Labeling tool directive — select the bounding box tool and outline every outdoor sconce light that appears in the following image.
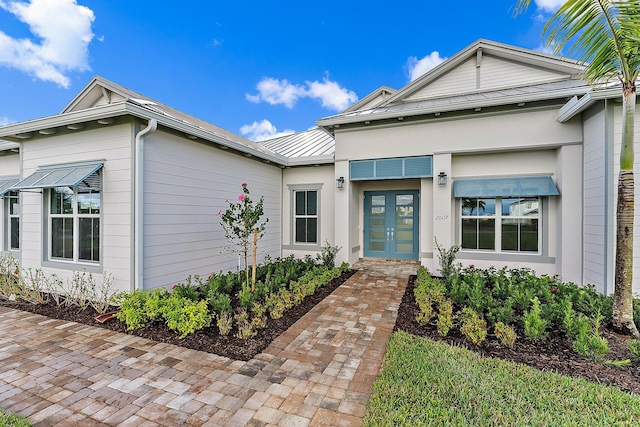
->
[336,176,345,189]
[437,172,447,186]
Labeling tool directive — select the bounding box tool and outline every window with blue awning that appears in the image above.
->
[453,176,559,198]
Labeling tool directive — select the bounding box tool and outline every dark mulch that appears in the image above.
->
[0,270,355,361]
[395,275,640,394]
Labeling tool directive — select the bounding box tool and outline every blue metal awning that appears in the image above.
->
[453,176,559,198]
[0,177,19,197]
[11,163,103,191]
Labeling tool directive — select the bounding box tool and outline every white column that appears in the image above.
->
[432,153,453,273]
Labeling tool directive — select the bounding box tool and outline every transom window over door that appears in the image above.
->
[295,190,318,244]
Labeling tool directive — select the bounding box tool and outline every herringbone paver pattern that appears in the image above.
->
[0,260,417,426]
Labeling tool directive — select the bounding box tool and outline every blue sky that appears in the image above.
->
[0,0,565,141]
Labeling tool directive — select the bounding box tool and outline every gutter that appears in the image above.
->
[134,119,157,290]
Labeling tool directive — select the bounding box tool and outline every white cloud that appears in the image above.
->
[240,119,295,142]
[246,76,357,111]
[0,116,12,126]
[533,0,565,12]
[305,78,358,111]
[407,51,447,81]
[0,0,95,88]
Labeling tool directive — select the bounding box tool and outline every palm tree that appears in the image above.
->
[516,0,640,336]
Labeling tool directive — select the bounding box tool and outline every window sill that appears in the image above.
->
[457,251,555,264]
[282,244,322,252]
[42,260,102,273]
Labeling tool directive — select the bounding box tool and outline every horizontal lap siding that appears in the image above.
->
[479,56,568,90]
[406,59,476,100]
[582,106,606,292]
[143,132,282,289]
[19,123,134,292]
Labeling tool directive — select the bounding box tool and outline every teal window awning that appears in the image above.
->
[453,176,559,198]
[0,177,19,197]
[11,163,103,191]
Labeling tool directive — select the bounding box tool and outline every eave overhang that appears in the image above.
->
[557,87,621,122]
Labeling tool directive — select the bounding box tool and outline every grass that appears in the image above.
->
[363,331,640,426]
[0,409,31,427]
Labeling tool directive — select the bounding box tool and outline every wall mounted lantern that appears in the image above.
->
[336,176,345,189]
[437,172,447,186]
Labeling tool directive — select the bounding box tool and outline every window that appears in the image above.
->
[461,197,540,253]
[7,191,19,250]
[49,187,100,263]
[294,190,318,244]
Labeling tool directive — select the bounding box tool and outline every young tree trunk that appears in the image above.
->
[612,85,639,337]
[252,229,257,292]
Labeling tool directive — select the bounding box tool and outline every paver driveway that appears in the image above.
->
[0,260,417,427]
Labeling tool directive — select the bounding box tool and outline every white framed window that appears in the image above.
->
[49,187,101,263]
[294,190,318,244]
[461,197,540,253]
[7,191,19,251]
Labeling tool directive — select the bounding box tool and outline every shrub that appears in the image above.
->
[161,297,212,339]
[317,240,341,268]
[217,312,233,336]
[629,340,640,365]
[234,309,257,339]
[144,288,170,320]
[436,299,454,336]
[238,285,255,309]
[571,310,610,363]
[460,307,487,345]
[494,322,517,349]
[209,292,232,315]
[115,290,150,330]
[172,279,200,301]
[523,297,548,341]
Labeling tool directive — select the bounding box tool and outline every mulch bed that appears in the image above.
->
[0,270,356,361]
[394,275,640,394]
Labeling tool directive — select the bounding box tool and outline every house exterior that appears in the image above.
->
[0,40,637,295]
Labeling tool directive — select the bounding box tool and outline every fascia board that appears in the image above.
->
[557,87,620,122]
[317,86,592,127]
[284,155,334,167]
[0,103,131,138]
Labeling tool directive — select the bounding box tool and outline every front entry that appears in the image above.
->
[364,190,419,260]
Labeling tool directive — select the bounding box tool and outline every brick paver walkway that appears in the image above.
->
[0,260,417,427]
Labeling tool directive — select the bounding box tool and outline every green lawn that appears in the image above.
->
[363,331,640,426]
[0,409,31,427]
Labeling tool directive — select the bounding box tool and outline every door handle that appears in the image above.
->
[386,228,391,241]
[390,228,394,241]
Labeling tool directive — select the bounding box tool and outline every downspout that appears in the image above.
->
[134,119,157,290]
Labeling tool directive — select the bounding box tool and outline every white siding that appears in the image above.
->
[582,104,607,292]
[0,153,20,175]
[406,55,569,101]
[19,123,134,292]
[143,131,282,289]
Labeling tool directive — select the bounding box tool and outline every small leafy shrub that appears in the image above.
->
[16,268,49,305]
[144,288,170,320]
[0,253,20,300]
[436,299,454,336]
[217,312,233,336]
[172,279,200,301]
[563,301,590,340]
[524,297,548,341]
[209,292,232,315]
[234,309,257,339]
[266,293,285,319]
[115,290,150,330]
[238,285,256,309]
[494,322,517,349]
[459,307,487,345]
[161,297,212,339]
[571,310,610,363]
[317,239,341,268]
[434,239,461,283]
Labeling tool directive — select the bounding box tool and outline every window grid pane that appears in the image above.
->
[294,190,318,244]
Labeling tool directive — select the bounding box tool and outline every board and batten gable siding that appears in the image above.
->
[405,55,570,101]
[335,109,583,161]
[142,131,282,289]
[18,123,134,291]
[582,103,608,293]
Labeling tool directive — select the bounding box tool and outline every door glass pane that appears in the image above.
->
[462,219,477,249]
[396,230,413,241]
[369,241,384,251]
[370,230,386,240]
[397,218,413,228]
[396,195,414,217]
[370,195,385,216]
[396,242,413,253]
[478,219,495,250]
[370,218,385,228]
